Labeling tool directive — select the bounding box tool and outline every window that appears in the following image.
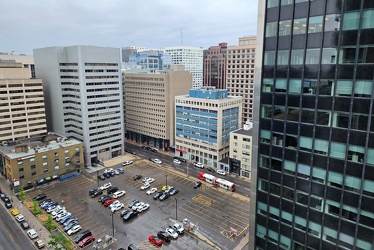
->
[308,16,324,33]
[343,11,360,30]
[362,10,374,29]
[267,0,278,8]
[277,50,289,65]
[305,49,320,64]
[264,51,276,65]
[42,155,47,159]
[279,20,292,36]
[291,49,304,64]
[322,48,337,64]
[266,22,278,37]
[293,18,307,34]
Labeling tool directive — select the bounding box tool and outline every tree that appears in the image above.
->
[19,188,26,203]
[45,215,57,231]
[31,200,42,215]
[48,232,69,250]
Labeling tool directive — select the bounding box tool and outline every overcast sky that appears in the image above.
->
[0,0,258,55]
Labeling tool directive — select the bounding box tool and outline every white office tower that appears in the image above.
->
[165,46,203,89]
[33,46,125,167]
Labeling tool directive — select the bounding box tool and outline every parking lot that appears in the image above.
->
[26,159,250,249]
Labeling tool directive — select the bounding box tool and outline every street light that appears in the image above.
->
[110,212,115,238]
[165,174,168,187]
[186,161,189,177]
[97,170,99,188]
[175,198,178,221]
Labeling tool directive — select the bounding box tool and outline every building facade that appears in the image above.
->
[203,42,227,89]
[128,50,172,73]
[0,60,47,142]
[250,1,374,250]
[121,46,148,62]
[175,87,242,168]
[229,121,253,178]
[33,46,125,167]
[0,134,84,192]
[165,46,203,89]
[226,36,257,124]
[124,65,192,149]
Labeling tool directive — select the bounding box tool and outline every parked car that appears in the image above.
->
[136,203,150,213]
[32,193,46,201]
[140,183,150,190]
[34,239,45,249]
[168,188,179,196]
[89,188,99,195]
[153,158,162,164]
[99,183,112,190]
[179,158,187,163]
[159,193,170,201]
[27,228,38,239]
[149,235,162,246]
[15,214,25,222]
[98,175,106,181]
[125,149,136,155]
[110,202,124,213]
[60,215,72,224]
[91,189,103,198]
[113,190,126,198]
[122,160,133,166]
[98,195,111,203]
[147,188,157,195]
[217,169,226,176]
[207,167,215,172]
[104,198,116,207]
[67,224,82,235]
[123,211,137,221]
[11,208,20,216]
[117,168,124,174]
[74,230,92,244]
[132,202,144,211]
[120,209,131,217]
[64,218,78,227]
[128,200,139,208]
[169,222,184,234]
[162,185,171,191]
[133,175,142,180]
[78,235,95,248]
[20,221,30,229]
[165,227,178,239]
[194,181,202,188]
[173,159,181,164]
[145,178,155,184]
[157,231,171,242]
[102,172,111,178]
[39,199,51,207]
[153,192,163,200]
[5,201,12,208]
[44,201,58,210]
[57,212,71,222]
[194,162,204,168]
[107,186,119,195]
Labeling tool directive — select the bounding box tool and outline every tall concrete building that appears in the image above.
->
[165,46,203,89]
[175,87,242,168]
[33,46,125,167]
[0,52,36,78]
[0,60,47,142]
[127,50,172,73]
[250,1,374,250]
[121,46,148,62]
[226,36,257,124]
[203,42,227,89]
[124,65,192,149]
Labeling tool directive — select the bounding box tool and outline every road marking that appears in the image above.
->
[244,188,250,191]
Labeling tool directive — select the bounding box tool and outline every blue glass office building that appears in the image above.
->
[250,1,374,249]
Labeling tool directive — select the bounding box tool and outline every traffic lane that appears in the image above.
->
[0,206,34,250]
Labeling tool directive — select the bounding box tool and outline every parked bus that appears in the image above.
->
[198,172,235,191]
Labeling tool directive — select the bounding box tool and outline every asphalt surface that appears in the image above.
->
[0,203,34,250]
[26,158,250,250]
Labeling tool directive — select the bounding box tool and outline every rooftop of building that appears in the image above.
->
[232,121,253,136]
[0,133,82,159]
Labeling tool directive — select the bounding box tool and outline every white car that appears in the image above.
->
[153,158,162,164]
[99,182,112,190]
[56,212,71,221]
[137,203,150,213]
[104,168,114,173]
[146,187,157,195]
[140,183,150,190]
[27,228,38,239]
[165,227,178,239]
[110,202,124,213]
[48,205,62,214]
[146,178,155,184]
[15,214,25,222]
[67,224,81,235]
[217,169,226,176]
[165,186,174,193]
[194,162,204,168]
[173,159,181,164]
[52,209,66,219]
[132,202,144,211]
[113,190,126,198]
[109,200,121,208]
[122,160,133,166]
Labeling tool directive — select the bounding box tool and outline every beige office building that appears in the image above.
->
[124,65,192,149]
[226,36,257,124]
[229,120,253,179]
[0,60,47,142]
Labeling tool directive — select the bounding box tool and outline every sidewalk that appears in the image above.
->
[0,175,52,249]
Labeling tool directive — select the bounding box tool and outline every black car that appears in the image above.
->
[169,189,179,196]
[91,189,103,198]
[194,181,202,188]
[88,189,99,196]
[159,193,170,201]
[107,186,118,194]
[98,174,106,180]
[157,231,171,242]
[141,146,146,149]
[207,167,215,173]
[98,195,110,203]
[133,175,142,180]
[148,158,154,162]
[125,149,132,153]
[101,196,112,204]
[123,211,137,221]
[179,158,187,163]
[128,199,139,208]
[153,192,163,200]
[74,230,92,243]
[32,193,46,201]
[3,197,10,203]
[150,149,157,153]
[5,201,12,208]
[103,172,111,178]
[20,221,30,229]
[0,193,6,201]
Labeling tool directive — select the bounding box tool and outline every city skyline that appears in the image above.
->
[0,0,258,55]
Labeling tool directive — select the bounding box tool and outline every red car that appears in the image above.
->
[149,235,162,246]
[104,198,116,207]
[78,235,95,247]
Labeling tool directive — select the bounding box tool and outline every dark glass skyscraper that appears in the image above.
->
[250,1,374,249]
